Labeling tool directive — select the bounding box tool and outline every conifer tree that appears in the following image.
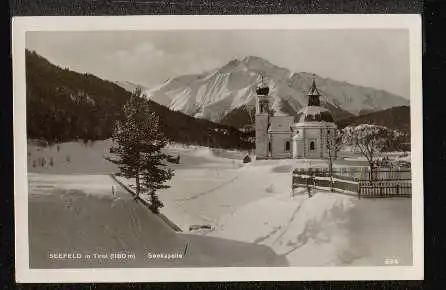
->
[108,88,174,213]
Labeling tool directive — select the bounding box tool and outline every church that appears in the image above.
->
[255,77,337,160]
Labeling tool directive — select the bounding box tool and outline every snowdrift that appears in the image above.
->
[210,190,412,266]
[210,192,355,266]
[28,173,288,268]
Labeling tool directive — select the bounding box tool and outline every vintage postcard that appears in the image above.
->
[13,15,423,282]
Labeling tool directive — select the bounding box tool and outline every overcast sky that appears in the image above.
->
[26,29,410,98]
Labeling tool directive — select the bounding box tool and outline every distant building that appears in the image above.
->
[255,77,337,159]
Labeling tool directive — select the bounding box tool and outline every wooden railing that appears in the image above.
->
[358,179,412,198]
[292,168,412,199]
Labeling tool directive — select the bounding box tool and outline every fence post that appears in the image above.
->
[396,183,399,196]
[291,174,293,198]
[358,181,361,199]
[379,182,383,197]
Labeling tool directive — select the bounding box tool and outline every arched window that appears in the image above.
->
[310,141,315,150]
[285,141,290,152]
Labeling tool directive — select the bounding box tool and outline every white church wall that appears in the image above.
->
[292,139,298,158]
[292,139,305,159]
[271,132,292,159]
[325,128,338,159]
[320,128,329,159]
[304,128,322,159]
[255,115,269,159]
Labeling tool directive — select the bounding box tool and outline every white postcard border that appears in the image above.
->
[12,14,423,282]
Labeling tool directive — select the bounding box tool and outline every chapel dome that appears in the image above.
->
[296,106,335,123]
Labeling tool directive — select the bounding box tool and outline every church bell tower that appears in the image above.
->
[307,77,321,106]
[255,75,271,159]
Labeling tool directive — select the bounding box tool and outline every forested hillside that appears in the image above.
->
[337,106,410,135]
[26,50,253,149]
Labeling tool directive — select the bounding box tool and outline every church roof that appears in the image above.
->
[268,115,294,132]
[306,78,321,97]
[296,106,335,123]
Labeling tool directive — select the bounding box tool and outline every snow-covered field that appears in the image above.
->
[340,150,411,163]
[28,139,413,267]
[209,190,412,266]
[27,139,118,174]
[28,173,285,268]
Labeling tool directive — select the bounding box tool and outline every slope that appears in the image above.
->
[26,50,253,149]
[337,106,411,135]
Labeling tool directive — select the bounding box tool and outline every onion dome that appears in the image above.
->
[256,85,269,96]
[256,73,269,95]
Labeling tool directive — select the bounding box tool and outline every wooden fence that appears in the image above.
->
[358,179,412,198]
[292,168,412,198]
[293,167,411,180]
[292,173,359,196]
[333,167,411,181]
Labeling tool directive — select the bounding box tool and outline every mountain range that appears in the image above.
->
[26,49,410,149]
[25,50,253,149]
[118,56,409,128]
[113,80,148,94]
[337,105,411,135]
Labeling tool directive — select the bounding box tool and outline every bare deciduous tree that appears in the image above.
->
[343,124,396,181]
[326,129,345,191]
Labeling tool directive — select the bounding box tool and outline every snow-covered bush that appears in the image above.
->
[343,124,398,179]
[265,184,275,193]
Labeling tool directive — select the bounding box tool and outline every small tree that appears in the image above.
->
[107,88,174,213]
[343,124,397,181]
[326,129,344,174]
[326,128,345,191]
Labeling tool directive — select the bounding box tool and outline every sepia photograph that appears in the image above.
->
[13,15,423,282]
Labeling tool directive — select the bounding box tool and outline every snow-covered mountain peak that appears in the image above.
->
[137,56,409,125]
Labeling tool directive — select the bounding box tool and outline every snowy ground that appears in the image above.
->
[27,139,118,174]
[28,173,285,268]
[28,140,413,267]
[210,191,355,266]
[209,190,412,266]
[342,151,411,163]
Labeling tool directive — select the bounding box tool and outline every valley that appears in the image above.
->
[27,139,412,267]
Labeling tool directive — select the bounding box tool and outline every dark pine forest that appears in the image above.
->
[26,50,253,149]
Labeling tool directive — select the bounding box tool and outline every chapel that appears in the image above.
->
[255,77,337,159]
